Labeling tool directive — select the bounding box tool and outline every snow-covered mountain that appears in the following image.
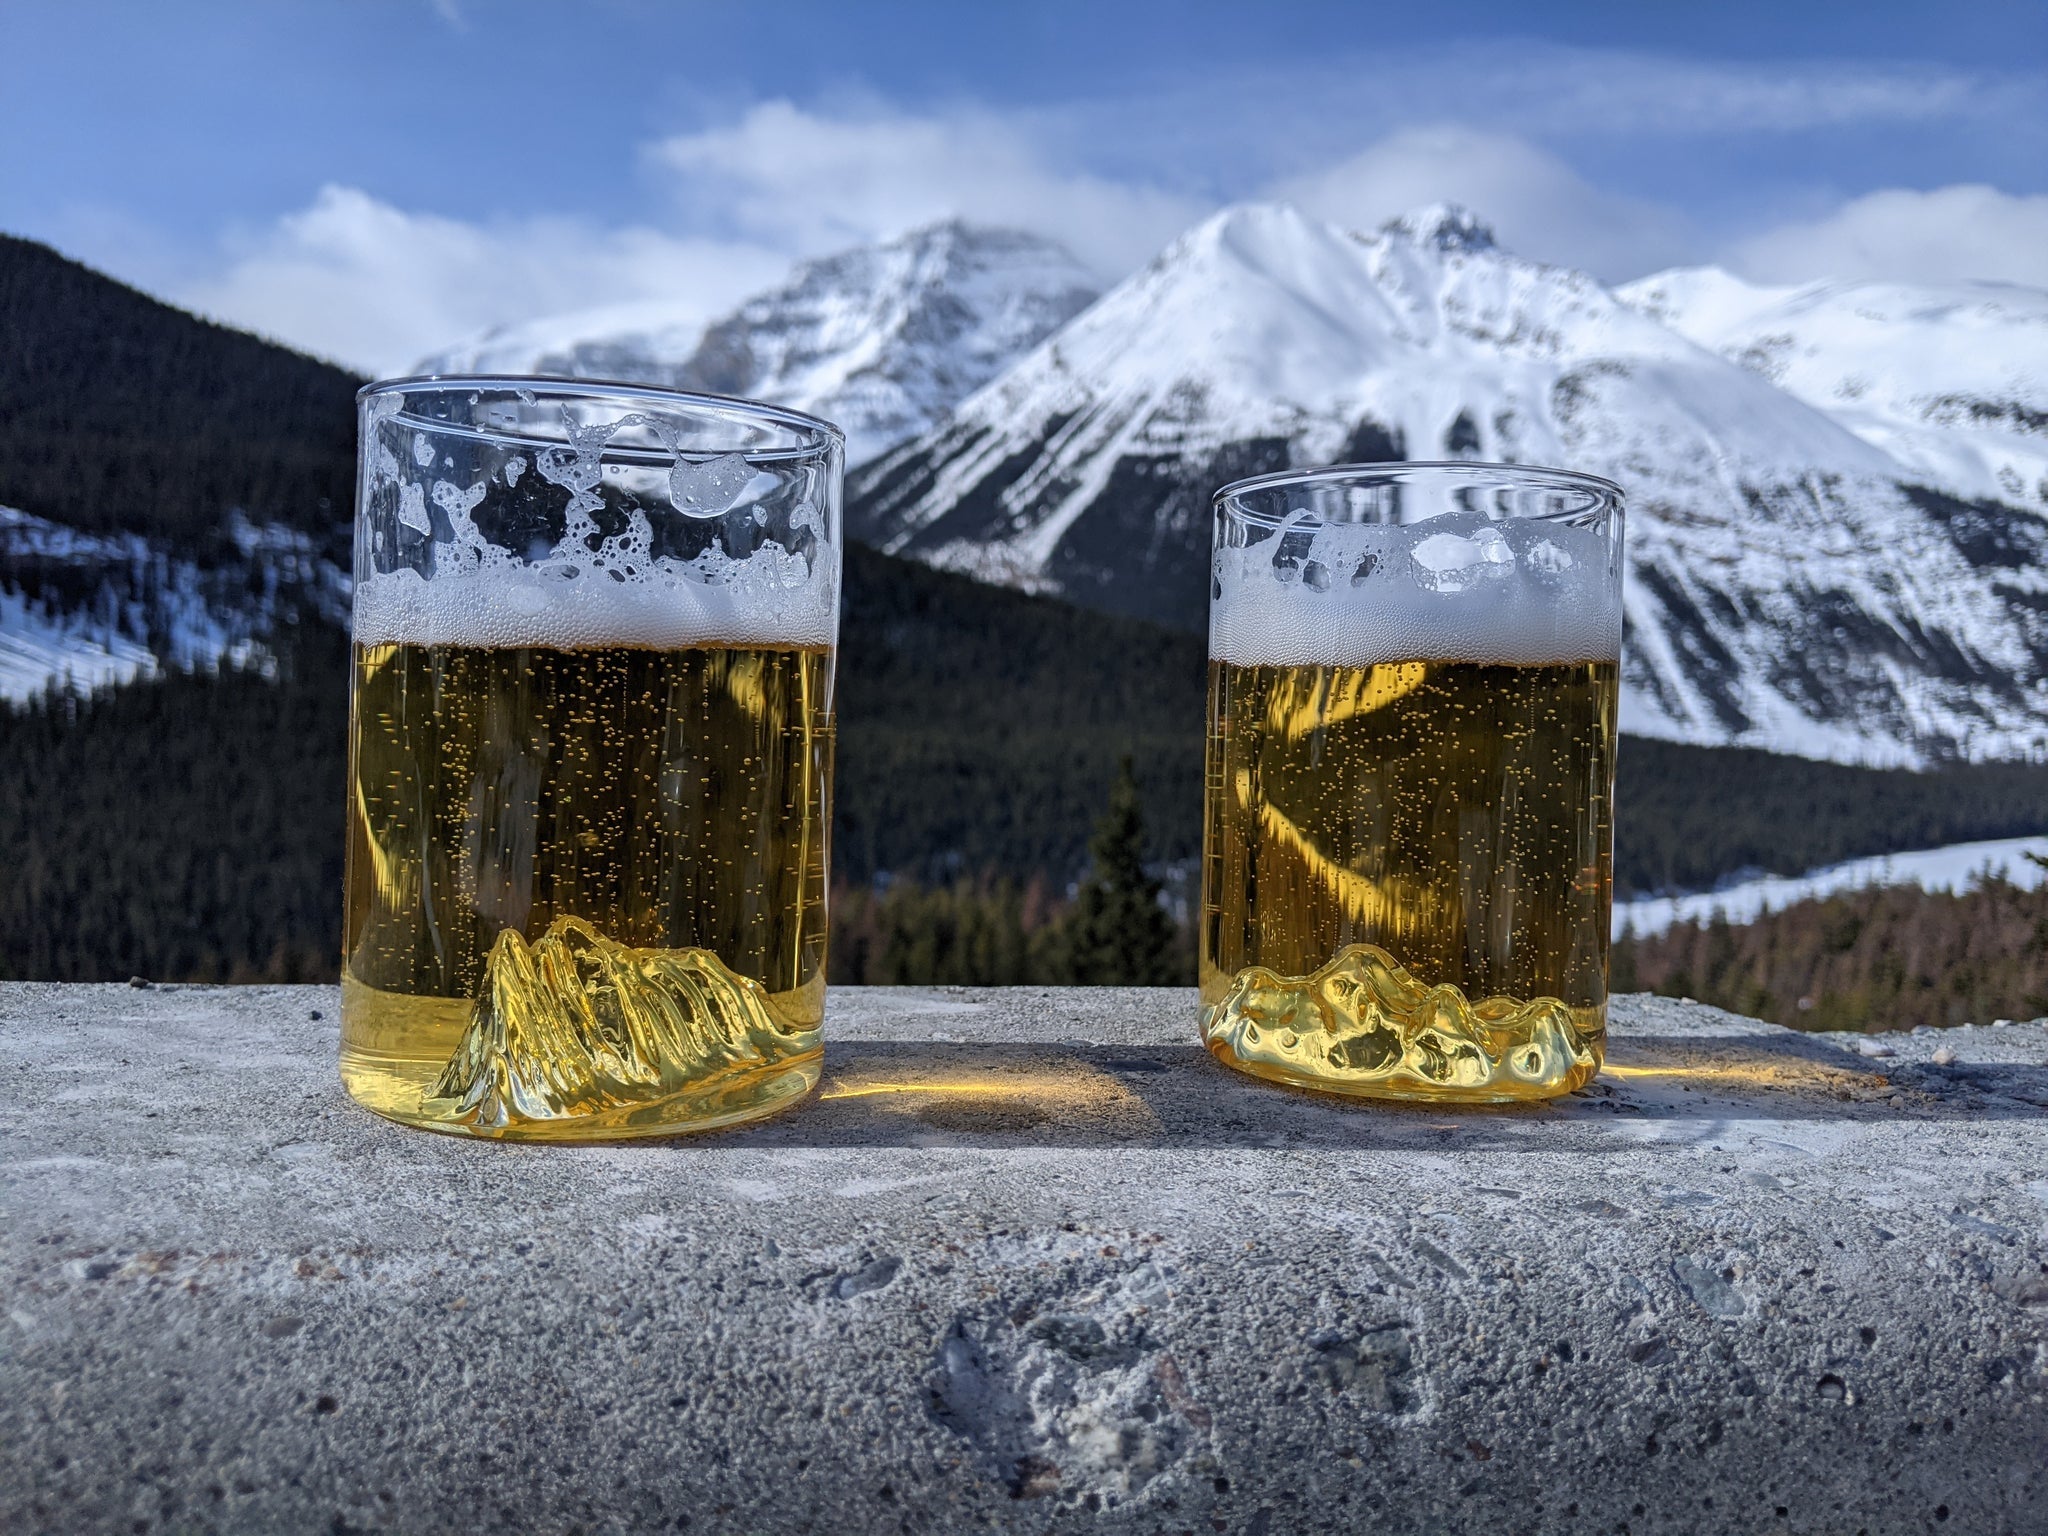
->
[18,204,2031,768]
[418,220,1099,466]
[0,506,348,700]
[850,202,2048,768]
[1620,267,2048,515]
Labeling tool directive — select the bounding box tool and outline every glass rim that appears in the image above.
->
[358,372,847,452]
[1214,460,1624,525]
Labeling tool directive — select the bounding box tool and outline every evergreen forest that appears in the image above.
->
[1613,864,2048,1032]
[0,235,357,550]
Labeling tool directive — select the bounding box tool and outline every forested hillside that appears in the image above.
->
[1614,872,2048,1031]
[836,542,1204,881]
[0,548,1210,981]
[1614,739,2048,897]
[7,609,2048,984]
[0,236,357,548]
[0,632,345,981]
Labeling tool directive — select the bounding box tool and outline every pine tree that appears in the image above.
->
[1057,757,1182,985]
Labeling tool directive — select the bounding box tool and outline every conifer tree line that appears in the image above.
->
[830,758,1193,986]
[1611,859,2048,1030]
[0,640,1195,988]
[0,235,357,548]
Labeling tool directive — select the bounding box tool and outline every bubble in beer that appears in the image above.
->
[430,479,485,523]
[397,482,431,535]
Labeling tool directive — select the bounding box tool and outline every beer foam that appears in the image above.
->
[1210,513,1619,668]
[354,559,837,650]
[353,476,837,649]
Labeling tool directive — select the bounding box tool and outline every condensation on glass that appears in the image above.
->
[1201,461,1625,1102]
[341,378,843,1139]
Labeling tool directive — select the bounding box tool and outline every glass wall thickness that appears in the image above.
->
[341,379,844,1139]
[1201,462,1624,1103]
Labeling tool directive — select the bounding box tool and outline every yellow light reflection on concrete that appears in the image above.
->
[1603,1059,1885,1093]
[819,1078,1086,1103]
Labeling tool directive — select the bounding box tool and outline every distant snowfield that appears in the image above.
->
[0,586,159,700]
[1613,835,2048,939]
[0,504,347,702]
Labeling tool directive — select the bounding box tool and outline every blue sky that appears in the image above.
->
[7,0,2044,374]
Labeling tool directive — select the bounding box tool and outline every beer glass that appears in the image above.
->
[341,379,842,1139]
[1201,462,1623,1102]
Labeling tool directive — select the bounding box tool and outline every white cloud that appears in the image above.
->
[647,100,1207,280]
[1473,49,1988,137]
[1271,125,1696,281]
[179,186,786,377]
[172,101,1206,375]
[160,98,2048,383]
[1731,184,2048,288]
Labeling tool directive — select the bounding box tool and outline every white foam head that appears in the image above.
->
[1210,511,1620,668]
[353,557,838,651]
[354,421,839,650]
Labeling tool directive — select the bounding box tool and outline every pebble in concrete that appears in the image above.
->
[2,984,2046,1534]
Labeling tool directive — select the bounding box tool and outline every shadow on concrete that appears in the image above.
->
[697,1035,2048,1150]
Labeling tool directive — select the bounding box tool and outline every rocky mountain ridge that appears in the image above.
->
[419,220,1100,466]
[1618,265,2048,514]
[4,213,2046,771]
[848,202,2048,768]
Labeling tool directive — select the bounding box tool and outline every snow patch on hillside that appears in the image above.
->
[1614,835,2048,939]
[0,505,348,702]
[1620,267,2048,512]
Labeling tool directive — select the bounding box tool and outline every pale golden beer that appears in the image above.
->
[1200,464,1625,1102]
[340,380,843,1139]
[342,642,833,1135]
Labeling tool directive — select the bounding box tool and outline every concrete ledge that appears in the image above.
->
[3,985,2046,1534]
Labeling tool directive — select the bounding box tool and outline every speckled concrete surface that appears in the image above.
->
[3,985,2046,1534]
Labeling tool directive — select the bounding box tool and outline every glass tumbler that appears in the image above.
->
[1201,461,1624,1102]
[341,378,843,1139]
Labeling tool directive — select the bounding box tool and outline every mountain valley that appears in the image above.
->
[0,218,2045,982]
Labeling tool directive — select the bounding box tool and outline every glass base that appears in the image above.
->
[1201,944,1603,1105]
[337,921,824,1141]
[340,1043,820,1141]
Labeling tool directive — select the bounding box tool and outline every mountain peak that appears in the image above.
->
[1168,202,1356,280]
[855,216,1086,267]
[417,219,1099,466]
[1382,203,1499,255]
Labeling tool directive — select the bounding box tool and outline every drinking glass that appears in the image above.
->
[1201,461,1624,1102]
[341,378,842,1139]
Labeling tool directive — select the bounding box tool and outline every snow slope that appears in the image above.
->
[850,203,2048,766]
[0,506,348,701]
[418,221,1099,466]
[1620,267,2048,514]
[1613,835,2048,939]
